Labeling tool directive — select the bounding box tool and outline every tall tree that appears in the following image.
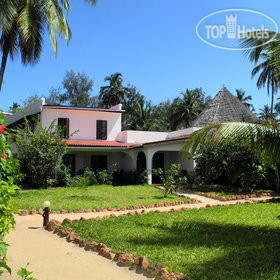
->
[258,105,277,121]
[122,85,145,130]
[99,73,129,108]
[171,88,210,130]
[235,89,254,110]
[154,100,175,131]
[274,97,280,115]
[59,70,95,107]
[9,102,20,113]
[0,0,97,90]
[133,99,160,131]
[251,54,280,113]
[240,33,280,113]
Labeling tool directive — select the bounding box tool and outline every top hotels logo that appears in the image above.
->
[196,9,278,50]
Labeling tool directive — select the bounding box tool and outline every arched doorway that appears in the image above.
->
[152,152,164,183]
[137,152,146,173]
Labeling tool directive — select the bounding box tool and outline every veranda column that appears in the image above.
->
[145,150,154,185]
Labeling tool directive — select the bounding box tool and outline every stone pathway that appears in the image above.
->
[3,192,278,280]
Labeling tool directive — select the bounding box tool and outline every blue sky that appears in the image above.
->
[1,0,280,112]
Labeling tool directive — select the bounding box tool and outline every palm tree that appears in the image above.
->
[133,100,160,131]
[0,0,97,90]
[251,54,280,113]
[184,122,280,192]
[258,105,276,121]
[235,89,253,110]
[9,102,20,113]
[274,97,280,115]
[171,88,208,130]
[240,33,280,113]
[99,73,129,108]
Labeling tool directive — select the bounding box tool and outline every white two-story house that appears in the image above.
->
[6,87,260,184]
[6,98,195,184]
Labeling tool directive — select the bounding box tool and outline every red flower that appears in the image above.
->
[0,125,5,133]
[3,153,7,159]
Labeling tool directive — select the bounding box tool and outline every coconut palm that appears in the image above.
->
[258,105,277,121]
[99,73,129,108]
[184,122,280,192]
[240,32,280,113]
[251,54,280,113]
[235,89,253,110]
[0,0,97,90]
[133,99,160,131]
[274,97,280,115]
[171,88,209,130]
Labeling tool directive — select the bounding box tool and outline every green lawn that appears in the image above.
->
[14,185,190,210]
[186,184,274,197]
[66,203,280,280]
[207,189,274,197]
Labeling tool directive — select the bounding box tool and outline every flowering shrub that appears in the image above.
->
[0,114,20,276]
[153,164,187,197]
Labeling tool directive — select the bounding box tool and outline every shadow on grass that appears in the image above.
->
[129,220,280,280]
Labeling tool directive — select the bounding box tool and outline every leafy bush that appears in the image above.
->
[153,164,187,197]
[0,114,20,276]
[55,164,73,187]
[112,169,146,186]
[194,142,269,191]
[95,169,112,185]
[12,119,68,189]
[64,169,112,188]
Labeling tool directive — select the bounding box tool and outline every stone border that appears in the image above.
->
[44,197,280,280]
[188,190,279,201]
[18,197,201,216]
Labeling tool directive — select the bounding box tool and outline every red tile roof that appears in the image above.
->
[143,136,188,146]
[66,139,140,148]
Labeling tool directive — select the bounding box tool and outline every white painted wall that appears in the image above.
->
[116,130,168,143]
[41,108,122,141]
[6,98,45,125]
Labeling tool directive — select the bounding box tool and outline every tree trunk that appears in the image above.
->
[0,48,9,91]
[271,92,274,114]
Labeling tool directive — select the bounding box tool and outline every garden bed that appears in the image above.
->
[55,200,280,280]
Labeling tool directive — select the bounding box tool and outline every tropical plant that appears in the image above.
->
[184,122,280,192]
[274,97,280,115]
[258,105,277,121]
[153,164,187,197]
[171,88,210,129]
[12,119,68,189]
[99,73,129,108]
[240,32,280,113]
[154,100,175,131]
[193,141,268,191]
[235,89,253,110]
[122,85,145,130]
[0,114,20,276]
[133,99,161,131]
[0,0,97,90]
[9,102,21,113]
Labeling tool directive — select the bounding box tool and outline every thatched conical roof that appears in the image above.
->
[192,87,260,127]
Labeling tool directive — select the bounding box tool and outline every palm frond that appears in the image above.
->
[184,122,280,164]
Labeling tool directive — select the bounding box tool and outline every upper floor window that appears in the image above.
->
[96,120,107,140]
[58,118,69,139]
